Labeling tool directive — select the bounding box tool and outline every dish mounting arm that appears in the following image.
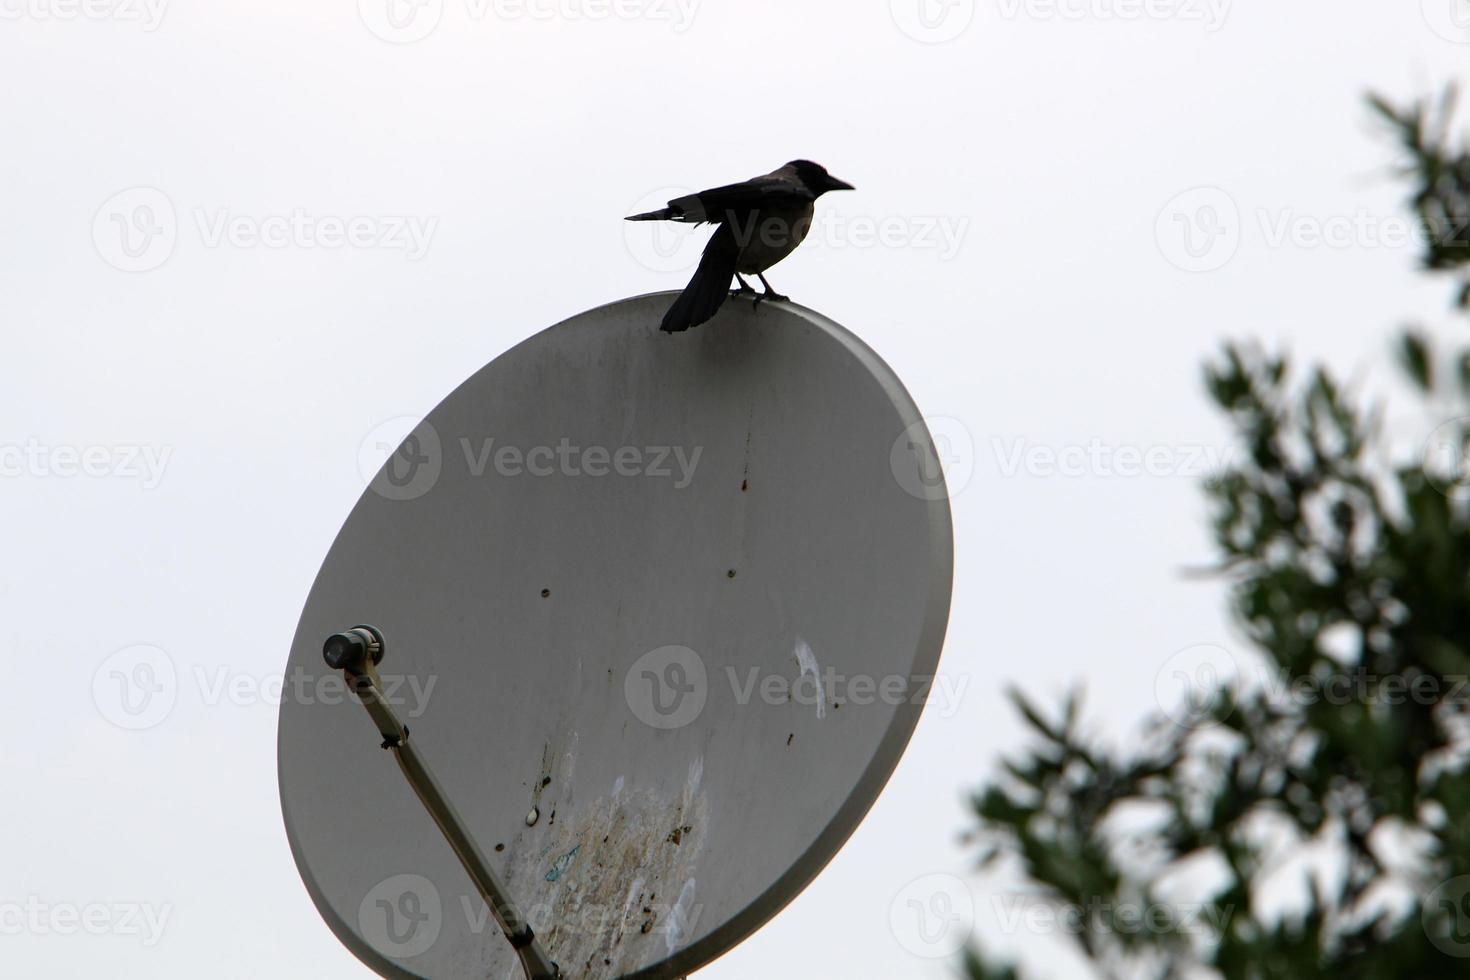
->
[321,625,561,980]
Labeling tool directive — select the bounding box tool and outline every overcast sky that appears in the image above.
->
[3,1,1470,977]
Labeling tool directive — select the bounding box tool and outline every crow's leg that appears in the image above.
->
[754,273,790,306]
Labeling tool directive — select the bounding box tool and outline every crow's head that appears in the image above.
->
[788,160,855,195]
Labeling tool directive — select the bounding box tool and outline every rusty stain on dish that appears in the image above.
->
[500,757,709,978]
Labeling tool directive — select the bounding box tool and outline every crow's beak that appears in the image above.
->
[826,175,856,192]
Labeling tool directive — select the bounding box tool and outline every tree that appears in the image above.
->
[962,88,1470,980]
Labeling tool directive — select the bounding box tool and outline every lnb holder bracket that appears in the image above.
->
[321,625,560,980]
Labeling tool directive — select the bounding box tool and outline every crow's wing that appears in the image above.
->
[664,176,815,224]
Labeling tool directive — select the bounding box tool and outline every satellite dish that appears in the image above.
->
[278,293,954,979]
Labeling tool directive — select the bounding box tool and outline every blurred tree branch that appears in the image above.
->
[962,87,1470,980]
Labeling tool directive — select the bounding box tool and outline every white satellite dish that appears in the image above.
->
[278,293,954,978]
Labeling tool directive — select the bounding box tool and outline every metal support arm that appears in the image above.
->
[322,626,560,980]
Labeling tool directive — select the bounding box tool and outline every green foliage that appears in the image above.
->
[963,91,1470,980]
[1398,331,1432,393]
[1369,87,1470,306]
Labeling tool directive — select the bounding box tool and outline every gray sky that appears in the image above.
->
[3,1,1469,976]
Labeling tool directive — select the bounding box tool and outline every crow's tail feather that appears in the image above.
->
[661,224,738,333]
